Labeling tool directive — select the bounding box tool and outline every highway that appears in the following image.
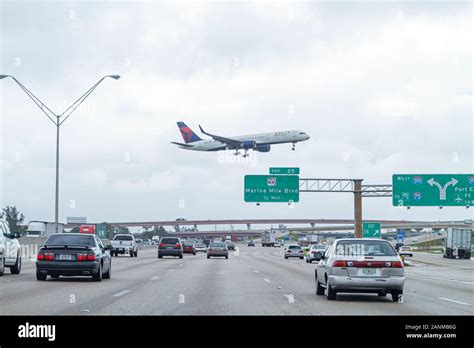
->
[1,246,472,315]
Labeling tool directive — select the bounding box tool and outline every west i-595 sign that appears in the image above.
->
[392,174,474,207]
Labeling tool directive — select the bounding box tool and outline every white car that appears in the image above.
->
[0,219,22,276]
[306,244,328,263]
[398,246,413,257]
[195,243,207,253]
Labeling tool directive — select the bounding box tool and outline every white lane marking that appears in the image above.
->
[179,264,183,267]
[169,269,174,272]
[264,278,271,283]
[151,276,159,280]
[413,275,474,285]
[254,270,259,273]
[438,297,471,306]
[113,290,131,297]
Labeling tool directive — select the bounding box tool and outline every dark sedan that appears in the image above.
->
[183,242,196,255]
[36,233,112,281]
[158,237,183,258]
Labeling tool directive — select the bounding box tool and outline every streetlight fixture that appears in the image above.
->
[1,74,120,232]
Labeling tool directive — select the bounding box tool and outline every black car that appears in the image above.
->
[248,241,255,247]
[158,237,183,258]
[395,243,404,252]
[36,233,112,281]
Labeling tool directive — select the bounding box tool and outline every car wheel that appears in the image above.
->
[225,256,228,259]
[309,259,313,263]
[103,262,111,279]
[92,263,103,282]
[391,290,403,302]
[207,255,210,259]
[36,270,47,281]
[327,284,337,300]
[134,251,138,257]
[0,257,5,277]
[130,252,134,258]
[284,256,288,259]
[377,291,387,297]
[179,254,183,259]
[158,254,163,259]
[316,279,325,296]
[300,257,304,260]
[193,252,196,255]
[10,253,21,274]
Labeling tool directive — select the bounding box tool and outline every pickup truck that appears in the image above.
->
[0,219,22,276]
[110,234,138,257]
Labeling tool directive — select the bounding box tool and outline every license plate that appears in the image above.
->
[361,268,376,276]
[166,246,173,249]
[58,254,72,261]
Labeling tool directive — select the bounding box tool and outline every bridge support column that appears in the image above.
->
[354,180,363,238]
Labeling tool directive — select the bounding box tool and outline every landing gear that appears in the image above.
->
[243,149,249,158]
[234,150,240,156]
[292,142,296,151]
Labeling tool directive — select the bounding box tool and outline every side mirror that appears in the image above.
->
[314,252,323,261]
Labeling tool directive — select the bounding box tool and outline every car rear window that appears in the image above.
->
[114,235,133,241]
[183,243,193,246]
[288,245,301,250]
[335,240,397,256]
[196,244,205,247]
[45,234,96,247]
[210,243,225,247]
[161,238,179,244]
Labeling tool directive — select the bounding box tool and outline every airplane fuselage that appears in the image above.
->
[180,130,310,151]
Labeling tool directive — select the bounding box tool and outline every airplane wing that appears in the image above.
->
[199,125,242,148]
[171,141,194,148]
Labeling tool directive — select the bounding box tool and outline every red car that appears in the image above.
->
[183,242,196,255]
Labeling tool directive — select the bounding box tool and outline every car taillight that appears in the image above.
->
[38,252,54,261]
[175,243,181,248]
[78,253,96,261]
[391,261,404,268]
[159,243,165,247]
[332,260,347,267]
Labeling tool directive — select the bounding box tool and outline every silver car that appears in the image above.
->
[284,245,304,259]
[314,238,404,302]
[207,242,229,259]
[306,244,327,263]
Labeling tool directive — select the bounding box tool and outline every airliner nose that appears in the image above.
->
[305,134,310,140]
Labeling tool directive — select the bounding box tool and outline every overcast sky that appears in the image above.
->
[0,0,472,227]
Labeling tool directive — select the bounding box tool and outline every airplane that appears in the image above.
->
[171,122,310,157]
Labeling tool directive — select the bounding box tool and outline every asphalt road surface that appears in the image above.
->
[1,245,472,315]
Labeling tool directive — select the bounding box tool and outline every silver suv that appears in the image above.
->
[314,238,404,302]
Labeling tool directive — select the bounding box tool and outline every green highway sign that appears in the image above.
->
[362,222,381,238]
[269,167,300,175]
[245,175,299,203]
[393,174,474,207]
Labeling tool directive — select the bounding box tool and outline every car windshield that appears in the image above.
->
[161,238,179,244]
[288,245,301,250]
[312,245,325,250]
[114,235,133,241]
[45,234,96,247]
[335,240,397,256]
[210,243,225,247]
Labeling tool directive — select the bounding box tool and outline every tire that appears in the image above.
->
[130,252,134,258]
[179,254,183,259]
[225,256,228,259]
[284,256,288,259]
[306,258,309,263]
[207,255,210,259]
[327,284,337,300]
[309,259,313,263]
[300,257,304,260]
[391,290,403,302]
[193,252,196,256]
[316,279,325,295]
[158,254,163,259]
[377,291,387,297]
[103,261,111,279]
[36,270,47,281]
[10,253,21,274]
[0,257,5,277]
[134,250,138,257]
[92,263,103,282]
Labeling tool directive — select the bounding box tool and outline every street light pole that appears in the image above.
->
[0,74,120,232]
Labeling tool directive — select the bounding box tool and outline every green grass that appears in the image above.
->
[410,238,444,248]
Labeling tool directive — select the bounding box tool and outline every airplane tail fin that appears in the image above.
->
[177,122,202,143]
